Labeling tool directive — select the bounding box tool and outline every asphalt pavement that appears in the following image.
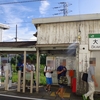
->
[0,94,46,100]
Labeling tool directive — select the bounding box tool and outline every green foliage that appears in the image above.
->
[12,73,18,83]
[10,64,46,85]
[39,65,46,85]
[40,73,46,85]
[27,54,36,62]
[17,55,23,63]
[1,75,18,83]
[40,54,47,65]
[11,57,16,65]
[1,54,7,57]
[1,77,5,82]
[12,64,17,72]
[40,65,45,73]
[10,64,18,82]
[10,55,22,66]
[10,54,47,65]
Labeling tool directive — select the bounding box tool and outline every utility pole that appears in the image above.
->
[15,25,17,67]
[15,24,17,42]
[53,2,72,16]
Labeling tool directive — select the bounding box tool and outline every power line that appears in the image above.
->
[2,37,35,42]
[53,2,72,16]
[5,21,32,25]
[0,0,45,5]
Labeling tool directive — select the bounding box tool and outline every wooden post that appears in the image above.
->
[39,55,40,84]
[0,56,1,86]
[36,48,39,92]
[6,70,9,90]
[17,70,21,92]
[30,71,33,93]
[76,47,79,93]
[23,51,26,93]
[5,70,7,90]
[5,70,9,90]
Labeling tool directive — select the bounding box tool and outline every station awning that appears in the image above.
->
[0,41,36,54]
[36,43,79,56]
[36,43,78,49]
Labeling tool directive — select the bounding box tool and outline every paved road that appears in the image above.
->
[0,94,47,100]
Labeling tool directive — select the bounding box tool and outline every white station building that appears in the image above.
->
[0,23,9,86]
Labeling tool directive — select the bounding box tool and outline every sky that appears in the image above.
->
[0,0,100,42]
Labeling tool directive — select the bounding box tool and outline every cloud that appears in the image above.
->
[3,28,37,42]
[27,15,34,19]
[39,0,50,15]
[3,26,37,41]
[16,5,33,12]
[0,3,36,42]
[1,4,32,26]
[2,30,15,42]
[29,36,37,41]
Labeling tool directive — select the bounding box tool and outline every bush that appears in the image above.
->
[39,73,46,85]
[12,73,18,83]
[1,77,5,82]
[10,64,46,84]
[12,64,17,72]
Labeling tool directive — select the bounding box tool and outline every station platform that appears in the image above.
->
[0,85,100,100]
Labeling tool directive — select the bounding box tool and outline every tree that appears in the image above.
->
[26,54,36,63]
[10,54,47,65]
[1,54,7,57]
[11,57,16,65]
[40,54,47,65]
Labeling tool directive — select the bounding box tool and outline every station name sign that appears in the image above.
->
[89,34,100,50]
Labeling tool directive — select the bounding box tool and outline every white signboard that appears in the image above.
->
[89,34,100,50]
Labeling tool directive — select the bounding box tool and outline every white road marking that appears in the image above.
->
[0,94,47,100]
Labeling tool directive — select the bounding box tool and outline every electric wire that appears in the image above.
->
[0,0,45,5]
[6,21,35,25]
[2,37,35,42]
